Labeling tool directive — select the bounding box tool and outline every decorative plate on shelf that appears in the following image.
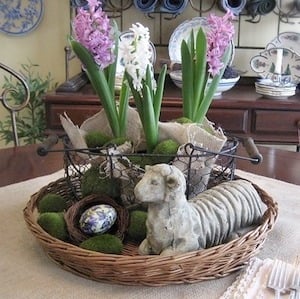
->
[266,32,300,55]
[250,48,300,83]
[168,17,235,65]
[0,0,44,36]
[255,79,296,100]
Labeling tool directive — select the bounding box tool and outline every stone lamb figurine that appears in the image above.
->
[134,164,265,256]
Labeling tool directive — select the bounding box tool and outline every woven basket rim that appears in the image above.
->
[23,176,278,286]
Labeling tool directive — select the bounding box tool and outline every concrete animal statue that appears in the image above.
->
[134,164,265,256]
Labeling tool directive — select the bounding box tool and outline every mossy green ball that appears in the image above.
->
[79,234,123,254]
[37,212,68,241]
[128,155,153,168]
[38,193,68,213]
[81,166,120,198]
[127,210,147,242]
[85,131,110,149]
[152,139,180,164]
[174,117,193,124]
[104,137,131,147]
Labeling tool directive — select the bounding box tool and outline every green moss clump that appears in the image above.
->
[37,212,68,241]
[104,137,131,147]
[81,166,120,198]
[128,155,154,168]
[174,117,193,124]
[127,210,147,242]
[38,193,68,213]
[152,139,180,164]
[85,131,110,149]
[79,234,123,254]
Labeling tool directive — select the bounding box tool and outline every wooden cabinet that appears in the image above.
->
[44,78,300,145]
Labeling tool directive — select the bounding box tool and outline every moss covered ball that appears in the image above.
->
[81,166,120,198]
[37,212,68,241]
[37,193,68,213]
[128,155,153,168]
[174,117,193,124]
[85,131,111,149]
[127,210,147,242]
[79,234,123,254]
[104,137,131,147]
[152,139,180,164]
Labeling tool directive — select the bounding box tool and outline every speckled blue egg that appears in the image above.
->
[79,204,117,235]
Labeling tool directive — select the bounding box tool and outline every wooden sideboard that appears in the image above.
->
[44,76,300,146]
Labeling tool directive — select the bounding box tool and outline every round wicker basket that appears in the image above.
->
[23,176,278,286]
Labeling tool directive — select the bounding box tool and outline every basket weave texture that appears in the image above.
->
[24,176,278,286]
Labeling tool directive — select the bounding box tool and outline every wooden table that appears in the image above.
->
[0,143,64,187]
[1,142,299,186]
[236,146,299,185]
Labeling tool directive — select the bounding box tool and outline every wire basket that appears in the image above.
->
[61,136,242,203]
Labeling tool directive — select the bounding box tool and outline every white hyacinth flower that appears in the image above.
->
[119,23,155,92]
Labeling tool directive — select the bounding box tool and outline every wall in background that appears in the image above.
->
[111,0,300,75]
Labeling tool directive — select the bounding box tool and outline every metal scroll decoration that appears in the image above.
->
[160,0,189,15]
[246,0,276,23]
[0,0,44,36]
[132,0,188,16]
[218,0,247,15]
[273,0,300,24]
[70,0,89,8]
[133,0,158,13]
[0,63,30,146]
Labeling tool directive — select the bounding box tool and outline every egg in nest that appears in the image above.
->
[79,204,117,235]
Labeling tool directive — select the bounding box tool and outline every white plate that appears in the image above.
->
[169,70,240,97]
[266,32,300,55]
[255,80,296,99]
[250,48,300,83]
[168,17,235,65]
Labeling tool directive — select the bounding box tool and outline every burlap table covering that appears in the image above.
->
[0,169,299,299]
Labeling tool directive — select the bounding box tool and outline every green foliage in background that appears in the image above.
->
[0,61,57,145]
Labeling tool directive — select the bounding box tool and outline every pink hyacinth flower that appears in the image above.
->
[206,11,235,76]
[72,0,115,69]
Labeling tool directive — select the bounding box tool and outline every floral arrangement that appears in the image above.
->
[62,0,236,200]
[181,11,235,123]
[70,0,167,153]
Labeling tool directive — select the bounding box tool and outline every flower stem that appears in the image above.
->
[70,38,121,137]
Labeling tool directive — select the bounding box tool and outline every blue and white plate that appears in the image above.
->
[250,47,300,83]
[0,0,44,36]
[168,17,235,65]
[266,32,300,56]
[169,70,240,97]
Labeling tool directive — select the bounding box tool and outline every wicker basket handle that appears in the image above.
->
[37,135,59,156]
[242,137,263,164]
